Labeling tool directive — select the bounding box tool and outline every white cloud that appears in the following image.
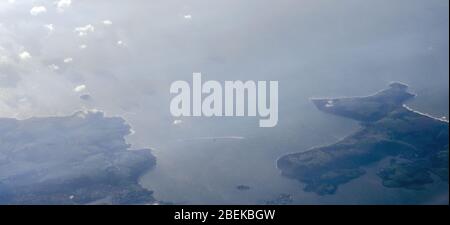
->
[73,84,86,92]
[173,120,183,125]
[18,51,31,60]
[79,44,87,49]
[63,57,73,63]
[56,0,72,12]
[8,0,16,4]
[30,6,47,16]
[183,14,192,19]
[44,24,54,32]
[48,64,59,71]
[103,20,113,25]
[74,24,95,37]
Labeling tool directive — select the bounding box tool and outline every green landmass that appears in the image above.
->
[277,82,449,195]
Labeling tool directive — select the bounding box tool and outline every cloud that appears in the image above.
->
[48,64,59,71]
[74,24,94,36]
[63,57,73,63]
[0,0,448,205]
[56,0,72,12]
[73,84,86,92]
[18,51,31,60]
[44,24,54,32]
[173,119,183,125]
[102,20,113,25]
[183,14,192,19]
[30,6,47,16]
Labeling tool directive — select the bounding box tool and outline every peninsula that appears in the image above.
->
[277,82,449,195]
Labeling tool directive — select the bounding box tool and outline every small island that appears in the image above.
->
[0,111,157,204]
[277,82,449,195]
[236,185,251,191]
[264,193,294,205]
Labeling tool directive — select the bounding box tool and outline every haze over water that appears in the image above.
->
[1,0,448,204]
